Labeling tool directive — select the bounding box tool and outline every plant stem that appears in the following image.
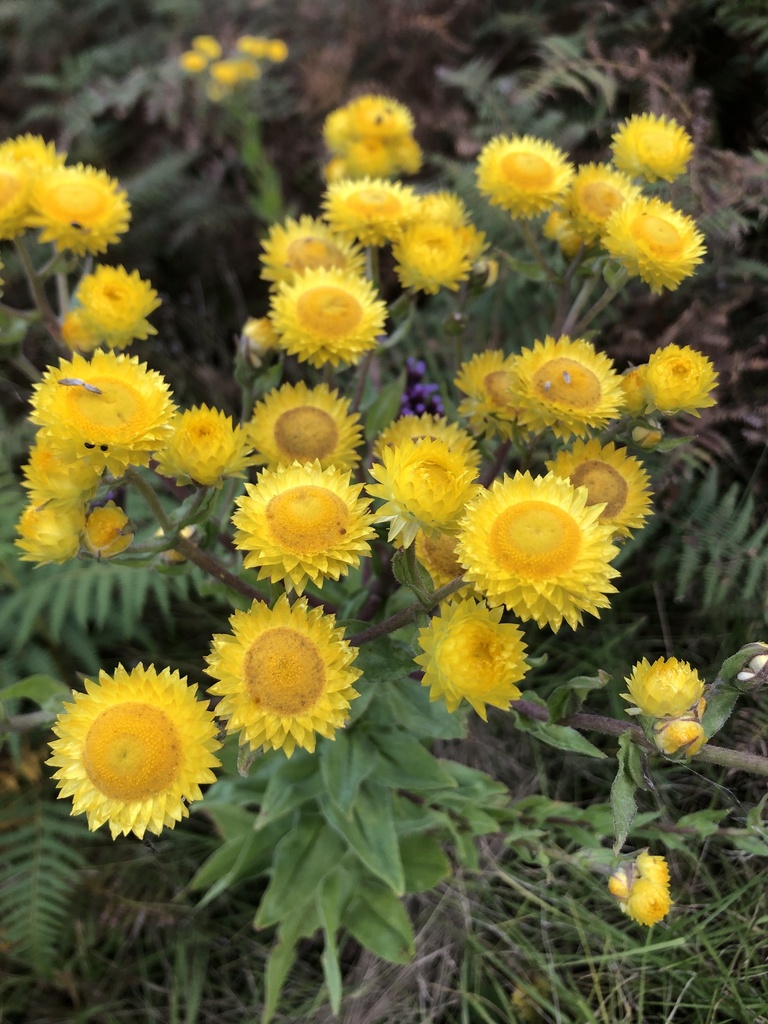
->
[124,466,173,533]
[519,221,558,284]
[559,277,596,337]
[14,238,61,342]
[480,438,511,487]
[571,267,629,336]
[348,575,467,646]
[551,244,586,335]
[172,534,266,603]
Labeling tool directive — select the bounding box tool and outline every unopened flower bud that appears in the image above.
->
[240,316,277,368]
[653,712,707,758]
[631,425,664,449]
[84,501,133,559]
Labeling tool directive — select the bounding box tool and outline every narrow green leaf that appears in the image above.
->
[547,670,610,721]
[323,782,405,895]
[317,872,344,1015]
[516,718,607,759]
[364,374,406,439]
[344,878,415,964]
[0,675,70,709]
[400,835,451,892]
[611,731,642,853]
[319,729,376,816]
[199,803,256,842]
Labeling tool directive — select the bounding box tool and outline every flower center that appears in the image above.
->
[410,456,452,495]
[637,130,676,164]
[483,370,515,411]
[296,286,363,336]
[651,356,694,387]
[243,626,325,714]
[0,170,23,208]
[83,702,181,800]
[266,485,350,553]
[631,215,681,255]
[580,181,623,221]
[286,237,346,273]
[533,357,602,409]
[442,621,503,686]
[489,500,581,579]
[500,152,555,190]
[47,181,109,225]
[274,406,339,462]
[65,375,147,442]
[569,460,628,519]
[346,188,402,218]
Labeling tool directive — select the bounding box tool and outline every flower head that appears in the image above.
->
[644,344,717,416]
[29,163,131,256]
[233,461,375,594]
[259,215,365,288]
[455,349,522,440]
[609,851,673,926]
[476,134,574,219]
[0,133,65,176]
[0,159,31,239]
[611,113,694,183]
[565,163,641,242]
[543,209,587,258]
[325,95,415,147]
[620,365,650,417]
[240,316,278,367]
[456,471,620,632]
[47,664,221,840]
[322,177,420,246]
[15,500,85,565]
[60,309,102,354]
[653,710,707,758]
[83,501,134,558]
[22,438,102,505]
[414,529,467,591]
[155,405,255,487]
[374,412,480,471]
[393,218,486,295]
[622,657,705,718]
[415,598,528,717]
[509,335,626,440]
[74,265,161,349]
[205,594,361,757]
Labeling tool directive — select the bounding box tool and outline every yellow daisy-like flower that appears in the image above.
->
[270,267,386,368]
[22,438,103,505]
[15,500,85,566]
[260,215,366,288]
[0,159,31,239]
[83,501,134,559]
[414,598,528,718]
[29,350,176,477]
[545,439,652,539]
[191,35,222,60]
[330,94,415,146]
[154,405,255,488]
[60,309,102,354]
[393,219,487,295]
[509,335,626,441]
[28,163,131,256]
[47,664,221,840]
[602,196,706,294]
[456,471,620,632]
[620,365,650,417]
[565,163,641,242]
[644,343,717,416]
[179,50,209,74]
[367,437,481,547]
[609,851,673,926]
[476,134,574,219]
[75,265,161,349]
[373,412,481,471]
[622,657,705,718]
[611,113,694,183]
[455,349,521,440]
[0,133,66,175]
[205,594,361,757]
[543,208,587,258]
[233,461,375,594]
[236,35,270,58]
[414,529,467,591]
[322,177,420,246]
[265,39,288,63]
[342,137,403,180]
[248,380,363,472]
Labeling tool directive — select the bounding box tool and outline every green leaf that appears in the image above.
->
[255,752,324,830]
[500,254,549,282]
[364,373,406,439]
[262,907,308,1024]
[547,671,610,720]
[516,717,607,759]
[199,803,255,842]
[611,731,644,853]
[344,877,415,964]
[701,685,741,740]
[0,675,71,710]
[319,729,377,816]
[317,872,344,1015]
[399,835,451,892]
[371,730,458,791]
[189,820,290,907]
[383,674,467,740]
[676,809,729,838]
[323,782,405,895]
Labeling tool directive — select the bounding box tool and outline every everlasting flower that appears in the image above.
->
[611,113,694,183]
[543,209,587,258]
[22,438,102,505]
[15,500,85,566]
[415,598,528,717]
[455,349,521,440]
[260,215,365,287]
[393,209,486,295]
[620,365,650,417]
[325,95,415,147]
[414,529,467,591]
[476,134,574,219]
[75,265,161,349]
[643,344,717,416]
[622,657,705,718]
[60,309,102,354]
[374,412,480,471]
[456,471,620,632]
[206,594,361,757]
[0,159,31,239]
[609,851,673,926]
[155,405,255,487]
[191,35,222,60]
[47,664,221,840]
[233,461,375,594]
[83,501,133,558]
[565,163,641,242]
[322,177,420,246]
[0,133,65,176]
[240,316,277,367]
[28,163,131,256]
[653,709,707,758]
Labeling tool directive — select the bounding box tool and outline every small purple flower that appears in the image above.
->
[400,357,444,417]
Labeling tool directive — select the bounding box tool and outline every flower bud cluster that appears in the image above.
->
[622,656,708,758]
[609,851,673,926]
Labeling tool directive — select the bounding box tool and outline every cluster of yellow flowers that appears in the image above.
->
[623,656,708,757]
[179,33,288,102]
[322,94,422,182]
[609,851,674,926]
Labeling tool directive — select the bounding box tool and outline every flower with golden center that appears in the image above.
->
[60,309,102,354]
[75,265,161,349]
[476,134,574,219]
[0,159,31,239]
[414,598,528,717]
[47,664,221,840]
[29,350,176,478]
[22,438,103,505]
[155,404,255,488]
[611,113,694,183]
[566,163,641,242]
[545,439,652,539]
[342,137,403,179]
[543,209,587,258]
[393,219,487,295]
[322,177,420,246]
[233,460,375,594]
[644,343,717,416]
[456,471,620,632]
[373,412,481,471]
[83,501,134,558]
[455,349,522,440]
[28,163,131,256]
[15,500,86,565]
[248,380,363,472]
[331,94,415,146]
[622,656,705,718]
[367,437,481,547]
[260,215,366,288]
[602,196,706,294]
[205,594,361,757]
[509,335,626,441]
[609,851,673,926]
[270,267,387,368]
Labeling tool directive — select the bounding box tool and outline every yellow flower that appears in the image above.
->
[509,335,626,441]
[265,39,288,63]
[322,177,420,246]
[155,404,255,488]
[611,113,694,183]
[15,500,85,565]
[393,219,487,294]
[205,594,361,757]
[60,309,102,354]
[323,94,415,151]
[414,529,467,591]
[456,471,620,632]
[47,664,221,840]
[602,196,706,293]
[455,349,522,440]
[22,438,102,505]
[414,598,528,717]
[83,501,134,558]
[75,265,161,348]
[236,35,270,58]
[260,215,366,288]
[0,159,31,239]
[622,657,705,718]
[28,163,131,256]
[543,209,587,258]
[240,316,277,367]
[373,412,481,471]
[367,437,481,547]
[29,350,176,477]
[565,163,641,241]
[476,134,574,219]
[233,461,375,594]
[545,439,652,539]
[0,133,66,175]
[653,709,707,758]
[644,343,717,416]
[209,57,260,88]
[179,50,209,74]
[247,380,363,472]
[620,365,650,417]
[270,267,387,368]
[342,137,405,180]
[191,35,222,60]
[609,851,673,926]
